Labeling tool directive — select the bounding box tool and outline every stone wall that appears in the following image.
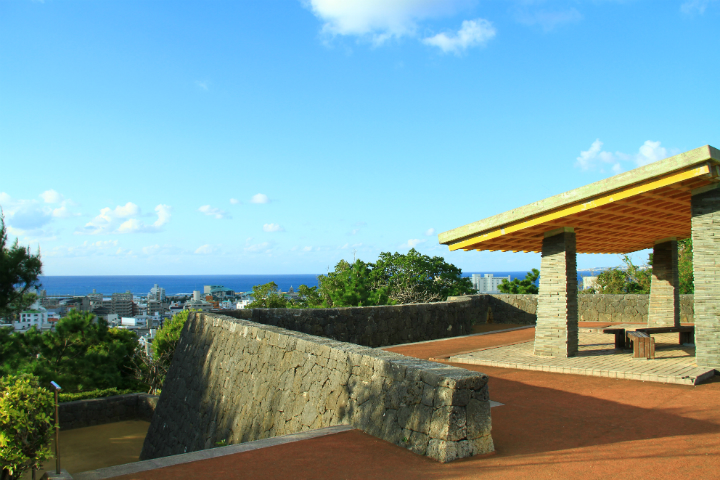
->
[59,393,158,430]
[221,301,475,348]
[447,294,695,326]
[141,313,494,463]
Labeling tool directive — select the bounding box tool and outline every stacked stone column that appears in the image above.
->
[691,185,720,369]
[534,228,578,357]
[647,239,680,327]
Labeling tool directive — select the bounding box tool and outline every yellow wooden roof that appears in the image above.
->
[439,145,720,254]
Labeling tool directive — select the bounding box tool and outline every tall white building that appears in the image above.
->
[149,284,166,302]
[470,274,511,294]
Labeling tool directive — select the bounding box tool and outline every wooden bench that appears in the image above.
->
[635,326,694,345]
[627,331,655,359]
[602,328,626,349]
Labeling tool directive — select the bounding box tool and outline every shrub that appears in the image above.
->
[58,387,137,403]
[152,310,191,365]
[0,374,54,480]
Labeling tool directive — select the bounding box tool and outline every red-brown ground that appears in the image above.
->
[110,326,720,480]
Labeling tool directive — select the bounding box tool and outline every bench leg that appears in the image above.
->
[614,331,625,349]
[680,331,694,344]
[632,338,641,358]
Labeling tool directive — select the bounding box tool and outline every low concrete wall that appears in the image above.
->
[141,313,494,463]
[221,301,476,348]
[59,394,158,430]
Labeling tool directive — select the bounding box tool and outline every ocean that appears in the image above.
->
[37,271,595,297]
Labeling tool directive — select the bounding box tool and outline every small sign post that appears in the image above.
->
[50,381,61,475]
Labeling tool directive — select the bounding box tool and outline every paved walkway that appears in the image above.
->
[447,330,714,385]
[62,326,720,480]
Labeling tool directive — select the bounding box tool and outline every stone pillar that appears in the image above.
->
[534,228,578,357]
[647,239,680,327]
[691,185,720,369]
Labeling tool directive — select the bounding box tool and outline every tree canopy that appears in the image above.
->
[0,214,43,320]
[245,282,292,309]
[0,311,139,392]
[497,269,540,294]
[249,249,474,309]
[587,238,693,294]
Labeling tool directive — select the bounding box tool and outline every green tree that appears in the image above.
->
[293,284,323,308]
[498,269,540,294]
[246,282,290,309]
[152,310,191,364]
[373,249,475,304]
[2,313,152,396]
[678,238,694,294]
[0,327,24,378]
[592,255,651,294]
[0,214,43,321]
[317,259,389,307]
[0,374,54,480]
[3,311,139,392]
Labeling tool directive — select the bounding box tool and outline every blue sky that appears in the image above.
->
[1,0,719,275]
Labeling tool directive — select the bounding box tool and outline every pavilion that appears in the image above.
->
[439,145,720,368]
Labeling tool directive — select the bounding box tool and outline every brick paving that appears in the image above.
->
[447,329,715,385]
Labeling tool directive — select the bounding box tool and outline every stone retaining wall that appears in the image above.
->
[221,301,475,348]
[141,313,494,463]
[447,294,694,326]
[59,393,158,430]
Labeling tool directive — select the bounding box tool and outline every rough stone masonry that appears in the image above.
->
[141,313,494,463]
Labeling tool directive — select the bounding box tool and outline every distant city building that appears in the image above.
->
[147,300,163,316]
[14,301,50,331]
[121,316,147,328]
[111,291,134,317]
[185,290,212,312]
[236,299,252,309]
[204,285,235,298]
[168,302,185,316]
[88,289,104,310]
[149,284,166,302]
[470,274,512,294]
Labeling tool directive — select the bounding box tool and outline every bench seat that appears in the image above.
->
[627,331,655,359]
[602,328,626,349]
[636,326,694,345]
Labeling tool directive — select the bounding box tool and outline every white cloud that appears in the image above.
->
[154,204,172,227]
[245,241,271,253]
[195,80,209,91]
[681,0,717,14]
[303,246,313,252]
[142,244,162,255]
[194,244,215,255]
[40,189,63,204]
[423,18,496,54]
[514,8,582,32]
[0,190,77,237]
[78,202,171,234]
[425,228,435,236]
[305,0,471,44]
[198,205,231,220]
[402,238,425,248]
[263,223,284,232]
[575,139,676,174]
[251,193,270,204]
[44,240,120,258]
[230,198,240,205]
